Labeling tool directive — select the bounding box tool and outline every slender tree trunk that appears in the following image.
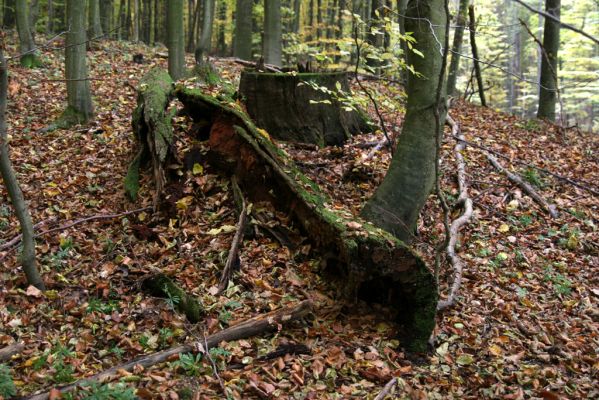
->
[446,0,468,96]
[468,5,486,106]
[397,0,408,84]
[167,0,185,79]
[88,0,104,39]
[234,0,253,60]
[62,0,94,125]
[100,0,113,38]
[216,0,226,55]
[3,0,15,28]
[0,49,45,291]
[316,0,322,39]
[47,0,54,33]
[263,0,282,66]
[195,0,215,63]
[361,0,448,242]
[28,0,39,39]
[16,0,40,67]
[537,0,560,121]
[292,0,300,33]
[337,0,345,38]
[132,0,139,41]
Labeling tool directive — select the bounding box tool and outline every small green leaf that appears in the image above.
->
[457,354,474,365]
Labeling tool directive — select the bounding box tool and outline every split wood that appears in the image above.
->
[0,207,151,257]
[437,115,474,312]
[0,342,24,362]
[486,153,559,218]
[218,177,249,294]
[22,300,312,400]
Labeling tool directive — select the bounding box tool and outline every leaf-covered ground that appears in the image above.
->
[1,38,597,399]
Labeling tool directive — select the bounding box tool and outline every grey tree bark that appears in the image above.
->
[0,49,45,290]
[446,0,468,96]
[195,0,215,64]
[468,5,486,107]
[167,0,185,80]
[16,0,40,67]
[263,0,282,67]
[100,0,113,37]
[47,0,54,33]
[234,0,253,60]
[59,0,94,127]
[361,0,448,242]
[88,0,104,38]
[537,0,560,121]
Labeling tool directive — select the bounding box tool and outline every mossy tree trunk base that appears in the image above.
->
[142,273,204,323]
[239,71,372,146]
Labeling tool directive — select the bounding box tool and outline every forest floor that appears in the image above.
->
[0,38,598,399]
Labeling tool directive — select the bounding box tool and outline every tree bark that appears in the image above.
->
[167,0,185,80]
[233,0,253,60]
[3,0,16,28]
[99,0,113,37]
[50,0,95,129]
[0,49,45,290]
[446,0,468,96]
[47,0,54,33]
[361,0,448,243]
[537,0,560,121]
[88,0,104,39]
[16,0,40,67]
[195,0,215,64]
[263,0,282,67]
[292,0,301,34]
[468,5,486,107]
[216,0,227,55]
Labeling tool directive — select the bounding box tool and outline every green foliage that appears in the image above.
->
[170,353,204,376]
[86,297,120,315]
[544,265,573,296]
[63,382,136,400]
[522,167,545,188]
[0,364,17,399]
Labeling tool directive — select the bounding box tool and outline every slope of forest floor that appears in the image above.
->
[0,38,597,399]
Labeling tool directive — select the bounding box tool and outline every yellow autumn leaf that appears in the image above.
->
[192,163,204,175]
[257,128,271,141]
[489,344,502,356]
[498,224,510,233]
[176,196,194,210]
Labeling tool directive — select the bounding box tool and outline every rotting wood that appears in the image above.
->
[218,177,249,294]
[0,342,24,362]
[174,85,437,352]
[486,153,559,218]
[141,273,203,323]
[23,300,312,400]
[437,115,473,312]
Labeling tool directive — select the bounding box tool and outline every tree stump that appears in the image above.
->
[238,71,372,146]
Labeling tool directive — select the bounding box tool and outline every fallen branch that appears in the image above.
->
[0,342,24,362]
[23,300,312,400]
[218,177,249,294]
[437,116,474,311]
[486,153,559,218]
[373,377,398,400]
[0,207,151,255]
[218,56,282,73]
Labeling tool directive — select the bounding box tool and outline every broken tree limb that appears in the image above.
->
[374,377,398,400]
[175,85,437,352]
[437,116,473,312]
[218,177,249,294]
[0,342,24,362]
[22,300,312,400]
[125,67,175,207]
[486,153,559,218]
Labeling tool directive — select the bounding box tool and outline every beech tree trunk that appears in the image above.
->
[234,0,253,60]
[537,0,560,121]
[446,0,469,96]
[0,49,45,290]
[361,0,447,242]
[16,0,40,67]
[195,0,215,64]
[88,0,104,39]
[468,5,487,107]
[263,0,282,67]
[167,0,185,80]
[100,0,113,37]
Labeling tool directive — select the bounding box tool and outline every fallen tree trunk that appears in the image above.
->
[23,301,312,400]
[141,273,204,323]
[175,86,437,351]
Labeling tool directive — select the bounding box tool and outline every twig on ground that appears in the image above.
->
[486,153,559,218]
[218,177,249,294]
[204,332,227,396]
[437,116,474,311]
[0,342,25,362]
[22,300,313,400]
[374,377,398,400]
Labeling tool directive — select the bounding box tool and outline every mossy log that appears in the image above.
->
[175,86,437,351]
[142,273,203,323]
[125,67,175,204]
[238,71,372,146]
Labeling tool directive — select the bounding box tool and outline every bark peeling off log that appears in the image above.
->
[239,71,372,146]
[176,86,437,352]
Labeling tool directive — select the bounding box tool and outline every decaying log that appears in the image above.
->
[437,116,473,312]
[486,153,559,218]
[141,273,204,323]
[0,342,24,362]
[125,67,175,206]
[23,300,312,400]
[238,71,372,146]
[175,86,437,351]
